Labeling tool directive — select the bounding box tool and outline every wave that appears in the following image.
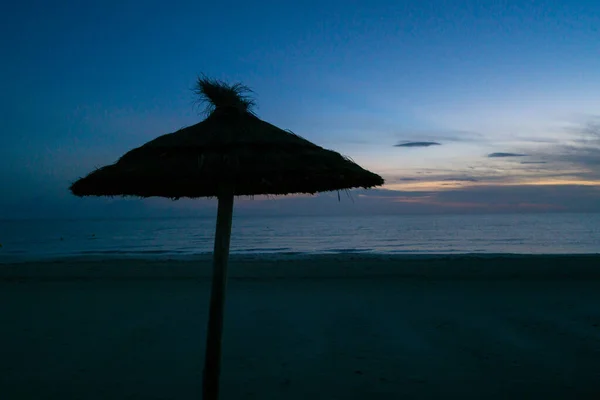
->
[322,248,373,253]
[231,247,293,253]
[77,249,190,255]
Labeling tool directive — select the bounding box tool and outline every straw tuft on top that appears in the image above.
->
[194,75,256,115]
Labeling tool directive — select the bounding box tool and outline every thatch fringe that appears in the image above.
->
[69,143,383,198]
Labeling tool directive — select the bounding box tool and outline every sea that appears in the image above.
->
[0,213,599,262]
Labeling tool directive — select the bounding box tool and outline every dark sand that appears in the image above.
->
[1,254,599,399]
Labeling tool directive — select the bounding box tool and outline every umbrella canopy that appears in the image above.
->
[69,77,384,400]
[70,79,383,199]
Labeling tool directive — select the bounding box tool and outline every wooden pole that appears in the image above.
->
[202,191,234,400]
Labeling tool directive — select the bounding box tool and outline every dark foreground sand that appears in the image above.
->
[1,254,600,399]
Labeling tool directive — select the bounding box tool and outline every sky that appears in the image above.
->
[1,0,600,218]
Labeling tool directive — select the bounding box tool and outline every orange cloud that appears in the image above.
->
[384,178,600,192]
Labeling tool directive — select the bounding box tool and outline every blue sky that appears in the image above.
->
[2,0,600,218]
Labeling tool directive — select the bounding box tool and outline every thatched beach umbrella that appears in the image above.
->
[70,77,384,399]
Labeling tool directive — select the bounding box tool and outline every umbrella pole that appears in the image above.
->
[202,192,234,400]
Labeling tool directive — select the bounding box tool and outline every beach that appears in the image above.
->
[1,254,600,399]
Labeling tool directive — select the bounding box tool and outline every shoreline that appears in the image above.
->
[2,253,599,281]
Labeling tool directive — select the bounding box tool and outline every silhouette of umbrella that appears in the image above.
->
[70,77,384,399]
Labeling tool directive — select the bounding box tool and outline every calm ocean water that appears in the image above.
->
[0,213,599,262]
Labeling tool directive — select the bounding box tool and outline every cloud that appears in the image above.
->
[383,118,599,189]
[383,166,599,189]
[522,118,600,180]
[560,120,600,167]
[394,141,441,148]
[386,174,481,184]
[356,189,434,199]
[443,177,479,182]
[488,152,528,158]
[394,130,485,144]
[510,136,560,144]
